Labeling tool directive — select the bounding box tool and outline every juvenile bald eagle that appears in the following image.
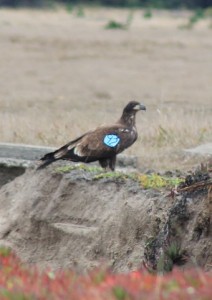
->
[37,101,146,171]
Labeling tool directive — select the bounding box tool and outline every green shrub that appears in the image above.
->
[76,5,85,17]
[179,9,205,29]
[105,20,127,29]
[105,10,133,30]
[143,7,152,19]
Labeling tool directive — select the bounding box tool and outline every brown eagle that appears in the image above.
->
[37,101,146,171]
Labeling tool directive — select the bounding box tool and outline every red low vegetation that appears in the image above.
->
[0,248,211,300]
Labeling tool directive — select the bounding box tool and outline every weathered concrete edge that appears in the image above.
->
[0,143,55,161]
[0,143,138,169]
[184,143,212,155]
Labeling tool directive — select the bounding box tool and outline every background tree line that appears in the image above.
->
[0,0,211,9]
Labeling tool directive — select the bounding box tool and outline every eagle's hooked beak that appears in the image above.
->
[134,103,146,111]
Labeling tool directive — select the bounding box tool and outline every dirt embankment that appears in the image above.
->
[0,165,211,272]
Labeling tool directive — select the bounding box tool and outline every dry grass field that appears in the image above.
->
[0,7,211,170]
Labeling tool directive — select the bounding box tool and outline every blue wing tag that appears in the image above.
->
[104,134,120,148]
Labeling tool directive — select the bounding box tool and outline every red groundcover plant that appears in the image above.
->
[0,248,211,300]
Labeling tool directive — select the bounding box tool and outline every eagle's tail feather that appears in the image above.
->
[36,152,58,170]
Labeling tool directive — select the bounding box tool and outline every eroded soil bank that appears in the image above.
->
[0,164,211,272]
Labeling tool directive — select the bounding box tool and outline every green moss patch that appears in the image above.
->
[55,164,184,190]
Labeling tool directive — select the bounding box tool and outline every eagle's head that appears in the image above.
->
[123,101,146,114]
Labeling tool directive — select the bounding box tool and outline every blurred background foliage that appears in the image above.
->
[0,0,211,9]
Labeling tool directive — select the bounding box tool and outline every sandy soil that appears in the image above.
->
[0,7,211,170]
[0,166,211,272]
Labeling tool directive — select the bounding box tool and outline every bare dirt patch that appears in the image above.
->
[0,8,211,170]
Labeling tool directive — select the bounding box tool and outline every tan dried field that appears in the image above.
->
[0,7,211,170]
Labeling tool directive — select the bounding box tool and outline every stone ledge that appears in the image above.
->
[0,142,138,169]
[184,143,212,155]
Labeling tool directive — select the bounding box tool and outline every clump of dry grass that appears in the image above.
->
[140,108,211,148]
[136,107,211,170]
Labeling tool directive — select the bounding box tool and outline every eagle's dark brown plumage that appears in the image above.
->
[37,101,146,171]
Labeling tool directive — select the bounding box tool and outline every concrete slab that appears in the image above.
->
[0,142,138,169]
[185,143,212,155]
